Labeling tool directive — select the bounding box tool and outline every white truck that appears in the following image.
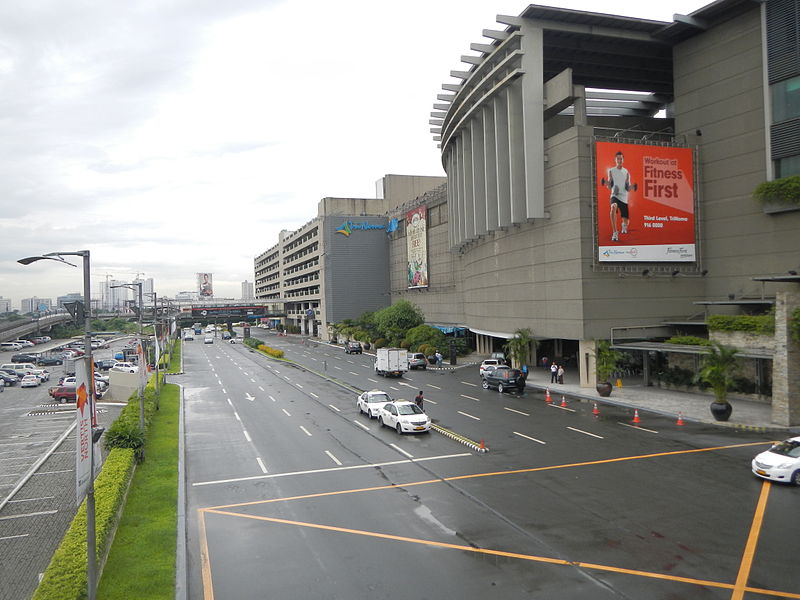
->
[374,348,409,377]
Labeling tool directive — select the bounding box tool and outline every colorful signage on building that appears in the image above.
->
[335,220,394,236]
[197,272,214,297]
[596,141,696,262]
[406,206,428,288]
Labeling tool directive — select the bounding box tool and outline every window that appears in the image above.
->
[771,76,800,123]
[774,154,800,178]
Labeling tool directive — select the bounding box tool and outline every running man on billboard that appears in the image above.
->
[602,151,637,242]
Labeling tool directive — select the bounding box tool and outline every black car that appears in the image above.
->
[36,356,64,366]
[11,353,39,363]
[0,372,18,386]
[344,341,362,354]
[97,359,117,371]
[481,367,526,393]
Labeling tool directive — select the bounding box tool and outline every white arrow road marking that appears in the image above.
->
[245,393,255,402]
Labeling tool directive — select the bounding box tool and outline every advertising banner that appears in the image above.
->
[75,359,91,505]
[197,272,214,297]
[596,142,696,262]
[406,206,429,288]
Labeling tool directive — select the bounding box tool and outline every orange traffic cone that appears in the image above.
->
[676,412,685,426]
[632,409,641,424]
[560,395,568,407]
[592,402,600,416]
[479,439,486,450]
[545,388,552,404]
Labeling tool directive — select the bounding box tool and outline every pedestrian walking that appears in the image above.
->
[541,356,549,370]
[414,390,424,410]
[550,362,558,383]
[435,351,443,367]
[557,365,565,384]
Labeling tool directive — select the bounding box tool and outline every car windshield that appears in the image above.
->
[397,404,423,415]
[769,440,800,458]
[368,393,391,403]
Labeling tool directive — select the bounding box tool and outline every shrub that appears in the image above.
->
[752,174,800,206]
[255,344,284,359]
[664,336,711,346]
[373,338,388,349]
[790,308,800,344]
[104,420,146,462]
[707,314,774,335]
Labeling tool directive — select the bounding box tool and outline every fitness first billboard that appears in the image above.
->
[596,141,696,262]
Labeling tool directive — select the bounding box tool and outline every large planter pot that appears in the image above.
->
[709,401,732,422]
[596,381,613,397]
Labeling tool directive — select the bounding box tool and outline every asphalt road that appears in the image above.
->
[182,333,799,600]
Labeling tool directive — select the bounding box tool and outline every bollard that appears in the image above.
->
[616,378,623,388]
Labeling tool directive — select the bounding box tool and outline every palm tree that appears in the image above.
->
[697,342,739,404]
[504,328,535,368]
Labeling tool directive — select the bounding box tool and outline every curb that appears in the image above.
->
[432,424,488,453]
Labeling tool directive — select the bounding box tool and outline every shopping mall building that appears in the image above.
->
[256,0,799,425]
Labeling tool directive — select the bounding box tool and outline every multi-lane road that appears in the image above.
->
[181,332,797,600]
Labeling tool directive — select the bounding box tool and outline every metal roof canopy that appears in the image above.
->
[611,340,773,360]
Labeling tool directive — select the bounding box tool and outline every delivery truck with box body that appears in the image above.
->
[374,348,409,377]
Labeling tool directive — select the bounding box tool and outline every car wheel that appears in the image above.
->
[422,365,426,370]
[378,416,384,427]
[792,470,800,486]
[498,383,505,393]
[396,423,403,435]
[481,380,489,389]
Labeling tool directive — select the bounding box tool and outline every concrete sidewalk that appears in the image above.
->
[436,357,794,433]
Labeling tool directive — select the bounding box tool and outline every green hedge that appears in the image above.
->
[752,175,800,206]
[790,307,800,344]
[707,314,775,335]
[32,448,136,600]
[664,336,711,346]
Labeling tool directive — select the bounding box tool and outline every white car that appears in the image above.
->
[20,374,41,388]
[752,437,800,485]
[479,359,502,377]
[111,361,139,373]
[204,336,214,344]
[61,376,108,392]
[377,401,431,434]
[14,340,35,348]
[357,390,393,418]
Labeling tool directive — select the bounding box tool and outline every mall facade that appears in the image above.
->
[256,0,799,425]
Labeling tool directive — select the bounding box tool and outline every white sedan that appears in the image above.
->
[20,374,41,388]
[377,401,431,434]
[357,390,393,418]
[752,437,800,485]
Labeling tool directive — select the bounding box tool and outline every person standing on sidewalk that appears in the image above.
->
[557,364,565,384]
[550,362,558,383]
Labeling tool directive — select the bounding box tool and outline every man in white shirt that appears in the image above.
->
[605,151,637,242]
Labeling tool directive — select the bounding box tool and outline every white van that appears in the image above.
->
[0,342,23,352]
[0,363,49,380]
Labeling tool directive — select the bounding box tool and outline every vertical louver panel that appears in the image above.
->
[767,0,800,83]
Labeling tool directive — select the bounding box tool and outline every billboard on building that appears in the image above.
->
[197,272,213,297]
[406,206,428,288]
[596,142,696,262]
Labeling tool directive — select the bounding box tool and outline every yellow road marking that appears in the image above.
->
[198,509,214,600]
[731,479,772,600]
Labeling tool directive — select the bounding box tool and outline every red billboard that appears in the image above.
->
[596,141,696,262]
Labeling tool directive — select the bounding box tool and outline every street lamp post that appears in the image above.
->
[18,251,101,600]
[111,283,145,431]
[144,292,161,404]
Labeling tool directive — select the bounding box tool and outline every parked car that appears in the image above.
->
[97,359,117,371]
[481,367,526,393]
[36,355,64,366]
[0,342,24,351]
[408,353,427,370]
[11,353,39,363]
[479,359,502,377]
[60,375,108,392]
[0,372,19,386]
[13,339,35,348]
[357,389,393,418]
[344,341,362,354]
[20,374,41,388]
[49,385,77,403]
[111,361,139,373]
[377,401,431,434]
[752,436,800,485]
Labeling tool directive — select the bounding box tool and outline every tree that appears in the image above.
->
[373,300,425,346]
[504,328,535,368]
[405,325,446,352]
[697,342,739,404]
[595,340,622,382]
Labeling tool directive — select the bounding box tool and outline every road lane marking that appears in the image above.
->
[617,422,659,434]
[425,399,437,405]
[426,384,441,389]
[368,378,379,383]
[389,386,399,391]
[334,366,342,370]
[389,443,413,458]
[457,411,480,421]
[505,407,529,416]
[245,393,255,402]
[461,381,477,387]
[299,426,312,437]
[281,409,291,417]
[250,378,256,383]
[296,384,303,389]
[0,534,29,540]
[268,395,276,402]
[310,392,319,398]
[353,420,369,431]
[259,386,265,392]
[514,432,546,444]
[325,451,342,465]
[243,430,251,442]
[731,480,772,600]
[226,399,233,407]
[219,385,224,391]
[0,510,58,520]
[193,453,472,487]
[548,404,576,413]
[329,405,340,412]
[349,372,359,376]
[461,394,480,402]
[567,427,603,439]
[256,458,268,474]
[234,412,241,421]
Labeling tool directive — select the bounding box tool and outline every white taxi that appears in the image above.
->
[357,390,393,419]
[377,401,431,434]
[752,437,800,485]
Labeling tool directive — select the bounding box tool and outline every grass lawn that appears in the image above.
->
[96,344,181,599]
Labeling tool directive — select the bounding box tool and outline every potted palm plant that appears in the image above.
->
[595,340,621,397]
[697,342,739,421]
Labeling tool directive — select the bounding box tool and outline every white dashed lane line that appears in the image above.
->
[256,458,268,474]
[505,407,529,416]
[461,381,478,387]
[461,394,480,402]
[457,411,480,421]
[325,451,342,466]
[281,409,292,417]
[567,427,604,439]
[353,420,369,431]
[514,431,546,444]
[389,443,413,458]
[299,426,312,437]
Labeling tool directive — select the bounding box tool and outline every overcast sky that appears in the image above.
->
[0,0,709,308]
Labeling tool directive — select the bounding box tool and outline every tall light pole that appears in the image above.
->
[144,292,161,404]
[111,282,144,431]
[18,250,102,600]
